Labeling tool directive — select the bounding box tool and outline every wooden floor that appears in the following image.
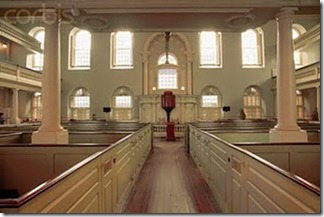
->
[124,139,222,213]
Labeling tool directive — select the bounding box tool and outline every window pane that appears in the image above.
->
[158,69,177,89]
[32,92,42,120]
[200,31,220,66]
[72,96,90,108]
[116,96,132,108]
[114,31,133,66]
[202,95,218,107]
[33,30,45,70]
[73,30,91,67]
[292,29,300,40]
[242,29,259,65]
[243,87,261,118]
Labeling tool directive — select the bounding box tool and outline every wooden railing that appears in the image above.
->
[0,124,152,213]
[153,124,186,137]
[188,125,320,213]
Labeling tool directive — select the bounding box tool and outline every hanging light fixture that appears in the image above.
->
[164,32,172,64]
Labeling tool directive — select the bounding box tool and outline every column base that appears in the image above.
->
[269,128,308,142]
[11,117,21,124]
[32,129,69,144]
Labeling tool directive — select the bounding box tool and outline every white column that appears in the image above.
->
[316,85,320,120]
[269,7,307,142]
[11,88,21,124]
[32,10,68,144]
[185,51,193,95]
[142,52,149,95]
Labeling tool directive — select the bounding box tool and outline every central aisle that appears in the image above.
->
[125,139,221,213]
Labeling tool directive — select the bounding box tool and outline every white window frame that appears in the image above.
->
[296,90,304,119]
[199,31,222,68]
[158,68,178,89]
[68,28,91,70]
[110,31,133,69]
[32,92,42,121]
[202,95,218,107]
[241,28,264,68]
[292,24,306,69]
[115,96,132,108]
[69,88,91,120]
[243,86,262,119]
[27,27,45,71]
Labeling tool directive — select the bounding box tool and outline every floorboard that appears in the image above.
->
[124,139,222,213]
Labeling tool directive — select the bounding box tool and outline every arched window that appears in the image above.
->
[199,31,222,67]
[199,85,222,121]
[243,86,262,119]
[32,92,42,121]
[158,68,178,89]
[292,24,306,68]
[112,86,134,120]
[157,53,178,90]
[27,27,45,71]
[69,28,91,69]
[69,87,90,120]
[241,28,264,67]
[158,53,178,65]
[296,90,304,119]
[111,31,133,68]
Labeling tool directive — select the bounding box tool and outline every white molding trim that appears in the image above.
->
[0,18,43,53]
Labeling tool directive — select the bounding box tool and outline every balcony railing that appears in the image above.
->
[0,60,42,89]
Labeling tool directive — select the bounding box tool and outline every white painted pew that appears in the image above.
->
[189,125,320,213]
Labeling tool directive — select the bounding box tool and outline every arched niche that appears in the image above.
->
[142,32,193,95]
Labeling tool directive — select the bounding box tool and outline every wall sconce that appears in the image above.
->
[181,86,185,91]
[152,86,156,95]
[0,42,8,49]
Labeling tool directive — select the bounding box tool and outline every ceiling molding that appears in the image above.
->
[0,18,42,53]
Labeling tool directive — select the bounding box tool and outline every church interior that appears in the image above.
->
[0,0,321,214]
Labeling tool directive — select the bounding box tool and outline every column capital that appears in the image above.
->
[276,7,298,20]
[42,8,61,25]
[141,51,151,63]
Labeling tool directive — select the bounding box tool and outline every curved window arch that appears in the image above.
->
[69,28,91,69]
[292,24,306,67]
[112,86,134,120]
[241,28,264,67]
[243,86,262,119]
[157,52,179,90]
[27,27,45,71]
[158,53,178,65]
[199,85,222,121]
[199,31,222,67]
[69,87,90,120]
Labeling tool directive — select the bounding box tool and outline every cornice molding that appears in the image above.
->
[294,23,320,50]
[0,18,42,53]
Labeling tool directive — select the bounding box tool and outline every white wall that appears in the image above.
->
[3,17,320,122]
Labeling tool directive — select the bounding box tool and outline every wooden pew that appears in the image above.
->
[188,124,320,213]
[0,124,152,213]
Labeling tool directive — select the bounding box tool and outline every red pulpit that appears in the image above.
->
[161,91,175,141]
[166,122,175,141]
